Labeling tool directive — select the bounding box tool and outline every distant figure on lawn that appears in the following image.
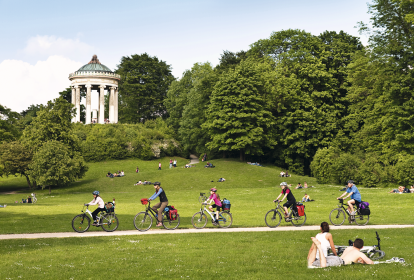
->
[158,162,162,170]
[389,186,410,193]
[173,159,177,168]
[202,153,207,162]
[296,183,303,189]
[134,180,142,185]
[136,167,139,173]
[169,159,173,168]
[106,172,114,178]
[280,171,285,177]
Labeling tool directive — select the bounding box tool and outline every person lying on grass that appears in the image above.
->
[308,237,373,268]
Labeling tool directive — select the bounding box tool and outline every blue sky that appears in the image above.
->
[0,0,373,113]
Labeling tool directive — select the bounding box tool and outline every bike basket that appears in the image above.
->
[222,198,231,211]
[169,209,178,220]
[141,198,149,205]
[296,204,305,216]
[105,202,115,213]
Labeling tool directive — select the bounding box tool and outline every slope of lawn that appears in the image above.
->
[1,158,413,234]
[1,228,413,279]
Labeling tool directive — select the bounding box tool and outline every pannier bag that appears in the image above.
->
[141,198,149,205]
[358,208,371,215]
[105,202,115,213]
[296,203,305,216]
[166,205,178,220]
[222,198,231,211]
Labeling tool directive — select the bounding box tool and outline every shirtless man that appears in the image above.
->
[308,237,373,268]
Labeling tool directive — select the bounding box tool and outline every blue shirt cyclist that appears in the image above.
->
[337,180,362,216]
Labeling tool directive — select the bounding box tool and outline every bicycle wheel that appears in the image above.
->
[218,211,233,228]
[367,250,385,260]
[354,214,369,226]
[291,212,306,227]
[329,208,345,226]
[101,213,119,232]
[133,211,153,231]
[191,212,208,229]
[162,213,180,230]
[265,209,282,228]
[72,214,91,233]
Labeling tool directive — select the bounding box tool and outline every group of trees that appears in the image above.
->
[2,0,414,188]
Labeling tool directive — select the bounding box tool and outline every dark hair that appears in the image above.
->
[320,222,330,233]
[353,238,364,249]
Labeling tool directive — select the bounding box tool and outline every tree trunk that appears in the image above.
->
[239,150,245,162]
[49,185,51,195]
[33,181,37,189]
[25,175,32,189]
[222,151,226,158]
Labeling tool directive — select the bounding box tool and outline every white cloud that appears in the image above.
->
[0,56,83,113]
[23,35,95,60]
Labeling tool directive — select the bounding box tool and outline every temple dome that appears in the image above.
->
[77,55,113,73]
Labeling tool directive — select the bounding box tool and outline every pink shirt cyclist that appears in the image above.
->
[207,188,222,223]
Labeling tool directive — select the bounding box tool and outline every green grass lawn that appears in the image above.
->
[1,228,413,279]
[1,158,414,234]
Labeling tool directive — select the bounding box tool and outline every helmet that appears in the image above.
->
[153,182,161,186]
[347,180,355,184]
[210,188,217,192]
[280,182,287,186]
[92,190,100,196]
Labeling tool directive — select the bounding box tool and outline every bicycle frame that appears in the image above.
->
[199,203,220,220]
[274,201,297,219]
[142,201,160,220]
[329,232,384,260]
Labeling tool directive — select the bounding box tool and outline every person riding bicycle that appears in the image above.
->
[206,188,222,224]
[148,182,168,227]
[85,190,105,226]
[274,182,296,218]
[337,180,362,216]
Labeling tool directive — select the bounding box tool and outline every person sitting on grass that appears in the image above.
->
[302,193,311,202]
[206,188,222,224]
[296,183,303,189]
[120,170,125,176]
[106,171,114,178]
[85,190,105,226]
[274,182,296,218]
[307,222,337,266]
[304,181,308,188]
[308,237,373,268]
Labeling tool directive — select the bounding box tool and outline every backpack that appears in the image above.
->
[105,202,115,213]
[222,198,231,211]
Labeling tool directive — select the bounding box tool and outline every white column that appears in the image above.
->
[92,109,98,123]
[85,84,92,124]
[115,87,118,123]
[99,85,105,124]
[109,87,115,123]
[75,85,81,123]
[71,87,76,123]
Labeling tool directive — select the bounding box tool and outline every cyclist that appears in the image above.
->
[85,190,105,226]
[274,182,296,218]
[206,188,222,224]
[337,180,361,216]
[148,182,168,227]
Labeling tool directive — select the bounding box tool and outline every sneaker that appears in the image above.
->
[212,222,218,226]
[351,211,356,215]
[346,209,350,215]
[156,222,162,227]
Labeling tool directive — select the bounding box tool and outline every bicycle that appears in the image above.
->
[329,199,369,226]
[31,193,37,203]
[192,202,233,229]
[328,231,385,260]
[72,205,119,232]
[265,201,306,228]
[133,199,180,231]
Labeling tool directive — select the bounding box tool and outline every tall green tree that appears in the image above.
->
[28,140,87,194]
[0,141,35,188]
[203,59,277,161]
[21,97,87,191]
[116,53,175,123]
[0,104,20,142]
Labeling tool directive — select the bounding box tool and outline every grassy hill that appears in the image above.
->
[1,158,413,234]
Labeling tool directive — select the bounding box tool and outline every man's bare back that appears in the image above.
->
[341,246,374,265]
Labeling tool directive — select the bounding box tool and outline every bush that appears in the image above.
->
[394,154,414,186]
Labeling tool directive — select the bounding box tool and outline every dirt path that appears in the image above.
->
[189,154,199,164]
[1,224,413,240]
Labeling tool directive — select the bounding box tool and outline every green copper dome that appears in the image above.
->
[77,55,113,73]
